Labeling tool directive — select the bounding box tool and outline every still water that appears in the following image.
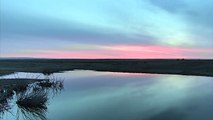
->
[1,70,213,120]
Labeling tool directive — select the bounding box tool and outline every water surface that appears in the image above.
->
[1,70,213,120]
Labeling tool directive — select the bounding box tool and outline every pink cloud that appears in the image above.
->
[3,45,213,59]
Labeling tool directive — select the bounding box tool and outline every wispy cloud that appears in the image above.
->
[0,0,212,58]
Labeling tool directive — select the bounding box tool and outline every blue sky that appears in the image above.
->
[0,0,212,58]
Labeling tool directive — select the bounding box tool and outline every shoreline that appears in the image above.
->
[0,59,213,77]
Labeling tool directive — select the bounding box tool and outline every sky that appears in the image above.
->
[0,0,213,59]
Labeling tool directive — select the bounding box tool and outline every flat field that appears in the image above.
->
[0,59,213,77]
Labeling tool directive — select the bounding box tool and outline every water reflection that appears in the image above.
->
[0,74,63,120]
[48,71,213,120]
[1,71,213,120]
[16,90,48,120]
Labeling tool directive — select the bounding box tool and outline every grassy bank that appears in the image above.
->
[0,59,213,77]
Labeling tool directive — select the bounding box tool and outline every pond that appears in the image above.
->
[1,70,213,120]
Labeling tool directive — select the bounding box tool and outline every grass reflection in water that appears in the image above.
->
[0,73,64,120]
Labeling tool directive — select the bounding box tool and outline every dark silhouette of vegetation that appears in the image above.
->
[0,73,63,120]
[0,59,213,77]
[16,90,48,120]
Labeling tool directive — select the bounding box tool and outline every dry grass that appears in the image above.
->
[0,59,213,77]
[0,75,63,120]
[16,90,48,120]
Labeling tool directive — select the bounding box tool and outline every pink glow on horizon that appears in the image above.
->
[3,45,213,59]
